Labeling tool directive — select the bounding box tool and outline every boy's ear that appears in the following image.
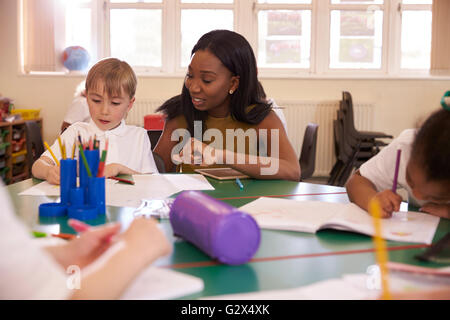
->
[127,97,136,112]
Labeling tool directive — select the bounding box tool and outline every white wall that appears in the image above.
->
[1,0,449,145]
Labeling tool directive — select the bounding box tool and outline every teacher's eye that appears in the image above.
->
[185,73,193,79]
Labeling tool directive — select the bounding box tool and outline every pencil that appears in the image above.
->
[71,140,76,159]
[369,198,391,300]
[392,149,401,193]
[57,136,64,158]
[44,141,60,166]
[108,176,135,185]
[235,178,244,190]
[32,231,76,240]
[78,144,92,177]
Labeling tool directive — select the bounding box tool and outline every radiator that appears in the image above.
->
[129,98,374,177]
[278,100,374,177]
[126,98,165,127]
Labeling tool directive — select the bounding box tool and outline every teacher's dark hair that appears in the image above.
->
[157,30,271,135]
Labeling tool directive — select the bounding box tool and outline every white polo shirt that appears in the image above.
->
[359,129,425,207]
[43,119,158,174]
[0,184,70,299]
[63,95,90,124]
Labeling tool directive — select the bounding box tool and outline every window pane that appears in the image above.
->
[182,0,232,3]
[258,0,311,3]
[329,10,383,69]
[258,10,311,68]
[402,0,432,4]
[110,1,161,3]
[181,10,233,67]
[331,0,383,4]
[65,7,92,54]
[110,9,162,67]
[401,11,431,69]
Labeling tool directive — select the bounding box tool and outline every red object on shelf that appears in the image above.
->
[144,114,165,130]
[11,138,26,152]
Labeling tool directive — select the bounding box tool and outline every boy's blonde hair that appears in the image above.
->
[85,58,137,99]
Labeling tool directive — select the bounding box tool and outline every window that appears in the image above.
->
[20,0,434,77]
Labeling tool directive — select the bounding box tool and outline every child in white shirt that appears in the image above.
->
[32,58,158,185]
[346,105,450,220]
[0,182,171,299]
[60,80,90,133]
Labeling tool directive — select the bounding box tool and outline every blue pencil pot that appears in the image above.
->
[87,176,106,215]
[79,149,100,200]
[60,159,77,205]
[69,187,84,206]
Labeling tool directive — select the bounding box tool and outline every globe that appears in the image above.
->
[62,46,90,71]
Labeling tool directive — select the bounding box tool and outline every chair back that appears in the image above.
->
[299,123,318,180]
[147,130,163,151]
[25,121,44,175]
[152,151,166,173]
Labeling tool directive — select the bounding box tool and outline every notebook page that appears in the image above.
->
[327,203,440,244]
[240,197,341,233]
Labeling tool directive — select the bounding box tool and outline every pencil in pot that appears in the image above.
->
[44,141,60,166]
[369,198,391,300]
[97,138,108,177]
[78,144,93,177]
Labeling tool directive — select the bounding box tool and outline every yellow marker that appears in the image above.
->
[62,142,67,160]
[57,136,63,156]
[369,198,391,300]
[44,141,60,166]
[71,141,76,160]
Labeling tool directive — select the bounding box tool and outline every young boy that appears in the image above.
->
[32,58,158,185]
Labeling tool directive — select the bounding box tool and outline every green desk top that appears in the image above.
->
[7,177,450,299]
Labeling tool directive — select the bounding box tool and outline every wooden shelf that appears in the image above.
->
[0,118,43,185]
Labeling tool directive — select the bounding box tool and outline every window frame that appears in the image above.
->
[20,0,438,79]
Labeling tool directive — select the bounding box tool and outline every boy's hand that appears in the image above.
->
[420,203,450,219]
[104,163,138,178]
[46,165,60,185]
[370,190,402,218]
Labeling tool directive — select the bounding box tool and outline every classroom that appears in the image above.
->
[0,0,449,305]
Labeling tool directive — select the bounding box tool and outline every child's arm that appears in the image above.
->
[420,203,450,219]
[72,219,171,299]
[103,163,139,178]
[346,170,402,218]
[31,156,60,185]
[45,219,171,300]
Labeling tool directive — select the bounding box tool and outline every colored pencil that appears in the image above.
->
[32,231,76,240]
[392,149,401,193]
[78,144,92,177]
[44,141,60,166]
[108,176,135,185]
[369,198,391,300]
[71,140,76,159]
[57,136,64,158]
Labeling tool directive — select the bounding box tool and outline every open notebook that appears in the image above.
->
[239,197,440,244]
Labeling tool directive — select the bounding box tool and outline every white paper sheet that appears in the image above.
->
[20,174,214,209]
[240,197,440,244]
[121,267,204,300]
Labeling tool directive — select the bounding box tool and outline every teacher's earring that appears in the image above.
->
[229,89,234,95]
